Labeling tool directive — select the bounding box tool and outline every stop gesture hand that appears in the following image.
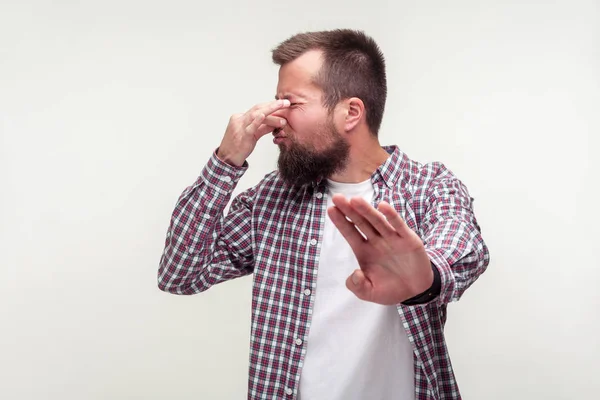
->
[328,194,434,305]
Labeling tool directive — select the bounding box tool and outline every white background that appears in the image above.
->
[1,0,598,399]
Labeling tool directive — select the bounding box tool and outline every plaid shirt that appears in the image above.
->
[158,145,490,399]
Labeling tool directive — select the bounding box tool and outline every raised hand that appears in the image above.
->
[328,194,434,305]
[217,99,290,167]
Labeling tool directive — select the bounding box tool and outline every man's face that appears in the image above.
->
[273,50,350,186]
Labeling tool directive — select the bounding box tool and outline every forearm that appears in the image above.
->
[417,166,490,305]
[157,151,249,294]
[424,215,490,305]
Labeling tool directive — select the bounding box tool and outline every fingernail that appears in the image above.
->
[282,99,291,107]
[351,272,359,285]
[280,119,287,126]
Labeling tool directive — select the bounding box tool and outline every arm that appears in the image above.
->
[418,163,490,305]
[158,99,291,295]
[157,152,255,295]
[325,164,489,306]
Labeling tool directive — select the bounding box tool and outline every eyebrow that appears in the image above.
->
[275,93,305,101]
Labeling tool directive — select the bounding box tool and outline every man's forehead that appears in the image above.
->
[275,50,324,101]
[293,49,324,67]
[278,51,322,79]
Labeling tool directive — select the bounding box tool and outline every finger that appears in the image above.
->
[246,99,290,125]
[254,124,278,139]
[345,269,373,302]
[331,194,379,240]
[251,116,287,139]
[349,197,396,237]
[264,115,287,128]
[327,206,366,250]
[241,102,273,126]
[377,201,412,237]
[256,99,291,116]
[245,112,266,138]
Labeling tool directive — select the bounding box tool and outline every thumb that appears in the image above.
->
[345,269,372,301]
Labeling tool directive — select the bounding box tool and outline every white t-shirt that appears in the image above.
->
[298,178,415,400]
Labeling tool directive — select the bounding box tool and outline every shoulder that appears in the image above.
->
[387,146,457,190]
[254,170,286,193]
[251,170,302,201]
[416,161,458,186]
[388,148,470,205]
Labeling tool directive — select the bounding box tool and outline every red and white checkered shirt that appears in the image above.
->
[158,145,490,399]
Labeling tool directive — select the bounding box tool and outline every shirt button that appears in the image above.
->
[295,338,303,346]
[315,192,323,199]
[304,289,311,296]
[309,238,317,246]
[285,388,293,395]
[222,176,232,183]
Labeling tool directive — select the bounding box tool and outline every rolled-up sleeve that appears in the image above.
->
[417,163,490,305]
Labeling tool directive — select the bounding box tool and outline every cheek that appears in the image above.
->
[286,110,321,134]
[285,111,304,132]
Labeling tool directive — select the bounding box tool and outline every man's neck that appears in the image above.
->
[329,140,390,183]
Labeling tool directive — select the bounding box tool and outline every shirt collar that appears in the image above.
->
[310,145,405,190]
[372,145,406,189]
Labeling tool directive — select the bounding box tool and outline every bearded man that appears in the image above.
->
[158,29,490,400]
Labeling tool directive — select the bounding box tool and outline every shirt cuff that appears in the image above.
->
[197,148,248,193]
[424,247,456,305]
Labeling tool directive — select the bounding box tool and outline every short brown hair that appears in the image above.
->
[272,29,387,136]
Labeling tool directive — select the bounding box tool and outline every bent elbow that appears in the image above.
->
[157,257,181,294]
[156,265,207,295]
[157,276,171,293]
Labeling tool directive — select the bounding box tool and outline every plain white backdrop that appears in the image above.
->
[1,0,598,399]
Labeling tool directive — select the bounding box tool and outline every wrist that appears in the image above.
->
[402,262,441,306]
[216,148,245,167]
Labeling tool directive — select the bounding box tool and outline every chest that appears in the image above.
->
[251,185,419,282]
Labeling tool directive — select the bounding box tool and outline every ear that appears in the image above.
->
[341,97,365,132]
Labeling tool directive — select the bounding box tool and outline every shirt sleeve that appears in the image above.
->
[157,150,255,295]
[416,163,491,305]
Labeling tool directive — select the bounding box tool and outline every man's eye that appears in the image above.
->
[290,103,300,107]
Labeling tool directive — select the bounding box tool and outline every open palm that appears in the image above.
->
[328,194,433,305]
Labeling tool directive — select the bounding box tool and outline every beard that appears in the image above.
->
[277,120,350,187]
